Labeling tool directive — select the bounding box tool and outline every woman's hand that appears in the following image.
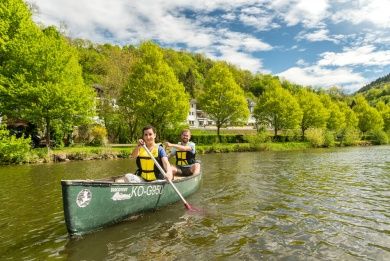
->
[138,139,145,147]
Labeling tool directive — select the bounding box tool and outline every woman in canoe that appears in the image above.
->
[131,125,173,182]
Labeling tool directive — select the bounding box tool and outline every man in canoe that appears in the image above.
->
[131,125,173,181]
[165,129,200,177]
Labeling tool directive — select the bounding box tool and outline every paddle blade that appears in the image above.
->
[184,203,201,212]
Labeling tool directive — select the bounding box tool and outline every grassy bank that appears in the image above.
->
[27,141,311,164]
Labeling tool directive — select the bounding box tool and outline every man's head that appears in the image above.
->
[181,129,191,143]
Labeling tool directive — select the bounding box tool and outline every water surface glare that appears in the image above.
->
[0,146,389,260]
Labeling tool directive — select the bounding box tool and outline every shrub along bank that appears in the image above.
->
[0,129,387,165]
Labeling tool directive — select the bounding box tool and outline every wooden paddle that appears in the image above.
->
[141,144,195,211]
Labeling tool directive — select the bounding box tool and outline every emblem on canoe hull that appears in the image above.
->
[76,189,92,208]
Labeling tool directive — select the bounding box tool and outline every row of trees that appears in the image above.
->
[253,78,388,144]
[0,0,389,150]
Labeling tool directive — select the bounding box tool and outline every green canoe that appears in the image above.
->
[61,172,202,236]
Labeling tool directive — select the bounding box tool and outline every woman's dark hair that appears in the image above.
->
[142,125,156,134]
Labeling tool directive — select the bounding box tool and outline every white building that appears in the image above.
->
[187,98,256,128]
[187,99,214,127]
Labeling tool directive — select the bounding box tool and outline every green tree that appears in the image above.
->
[163,49,203,98]
[249,74,280,97]
[254,84,302,138]
[376,101,390,132]
[0,0,35,50]
[0,2,95,148]
[119,41,189,140]
[320,94,345,132]
[198,62,249,141]
[296,89,329,139]
[352,95,384,134]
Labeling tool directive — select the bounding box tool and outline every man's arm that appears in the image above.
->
[165,142,193,151]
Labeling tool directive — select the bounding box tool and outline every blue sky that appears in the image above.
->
[30,0,390,93]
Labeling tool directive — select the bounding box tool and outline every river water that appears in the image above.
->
[0,146,389,260]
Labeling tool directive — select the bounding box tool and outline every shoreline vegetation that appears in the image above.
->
[0,127,385,165]
[10,140,375,165]
[46,142,313,164]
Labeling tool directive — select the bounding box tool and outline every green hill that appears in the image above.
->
[356,73,390,104]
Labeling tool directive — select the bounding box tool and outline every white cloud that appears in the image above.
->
[296,59,308,66]
[277,65,365,91]
[271,0,330,28]
[297,28,339,43]
[239,13,280,31]
[318,45,390,67]
[30,0,390,92]
[221,12,236,21]
[213,46,266,73]
[332,0,390,28]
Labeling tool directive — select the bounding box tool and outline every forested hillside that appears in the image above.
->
[358,72,390,93]
[356,73,390,105]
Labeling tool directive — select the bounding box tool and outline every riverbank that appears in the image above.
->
[24,141,360,164]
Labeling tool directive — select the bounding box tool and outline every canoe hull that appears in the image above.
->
[61,173,202,236]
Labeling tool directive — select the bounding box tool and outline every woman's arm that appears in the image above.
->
[130,139,144,158]
[161,157,173,181]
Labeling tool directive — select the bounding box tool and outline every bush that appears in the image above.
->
[89,125,108,146]
[305,128,324,148]
[368,129,389,145]
[189,134,248,144]
[284,129,301,141]
[0,125,31,164]
[340,127,361,146]
[247,131,270,145]
[323,131,335,147]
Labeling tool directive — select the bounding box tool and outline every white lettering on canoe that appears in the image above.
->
[111,187,128,192]
[111,185,163,201]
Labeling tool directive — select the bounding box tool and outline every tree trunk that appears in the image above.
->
[217,125,221,143]
[45,118,51,149]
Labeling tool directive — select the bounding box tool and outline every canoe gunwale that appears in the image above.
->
[61,171,201,187]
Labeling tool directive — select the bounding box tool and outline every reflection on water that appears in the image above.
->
[0,146,389,260]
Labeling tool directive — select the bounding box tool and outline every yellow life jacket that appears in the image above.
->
[175,144,196,166]
[136,145,163,181]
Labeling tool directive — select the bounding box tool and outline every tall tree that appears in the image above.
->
[376,101,390,132]
[0,2,95,147]
[119,41,189,140]
[198,62,249,141]
[296,89,329,139]
[254,85,302,138]
[320,94,345,132]
[353,95,384,134]
[249,74,281,97]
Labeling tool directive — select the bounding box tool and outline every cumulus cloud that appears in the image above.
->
[296,28,340,43]
[215,46,266,73]
[30,0,390,91]
[332,0,390,28]
[318,45,390,67]
[271,0,330,28]
[277,65,365,91]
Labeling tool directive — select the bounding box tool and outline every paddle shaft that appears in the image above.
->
[141,144,191,208]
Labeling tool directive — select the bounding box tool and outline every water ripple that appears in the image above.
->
[0,146,389,260]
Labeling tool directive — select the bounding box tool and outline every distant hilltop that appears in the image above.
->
[357,72,390,93]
